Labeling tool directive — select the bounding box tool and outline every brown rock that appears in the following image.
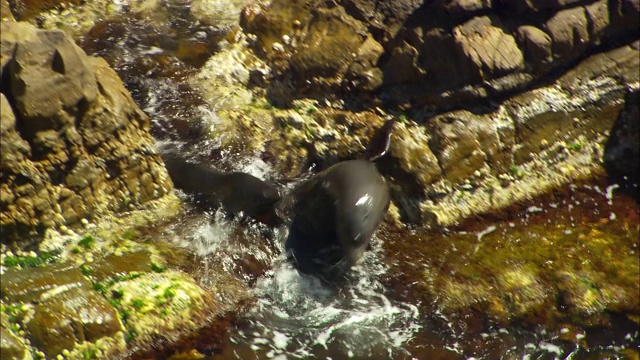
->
[516,25,552,69]
[1,262,90,303]
[27,287,123,358]
[382,41,423,85]
[544,7,590,61]
[8,24,98,125]
[452,16,524,82]
[0,326,30,360]
[609,0,640,34]
[496,0,582,14]
[9,0,82,21]
[1,22,177,248]
[585,0,610,43]
[439,0,492,14]
[291,7,366,82]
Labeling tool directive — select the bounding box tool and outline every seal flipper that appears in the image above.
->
[367,118,396,162]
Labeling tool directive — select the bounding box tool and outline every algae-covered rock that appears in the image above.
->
[26,286,123,358]
[0,325,32,360]
[0,22,178,248]
[385,186,639,325]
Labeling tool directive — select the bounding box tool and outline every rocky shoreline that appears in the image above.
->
[1,0,638,358]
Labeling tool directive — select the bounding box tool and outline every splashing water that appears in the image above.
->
[226,242,422,359]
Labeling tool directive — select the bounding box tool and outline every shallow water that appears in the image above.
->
[79,4,639,359]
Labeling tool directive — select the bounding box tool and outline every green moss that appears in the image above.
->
[131,299,145,311]
[111,289,124,299]
[151,262,167,273]
[306,105,317,115]
[93,282,108,295]
[125,329,137,342]
[567,142,583,151]
[509,165,526,179]
[3,251,57,268]
[71,247,82,254]
[3,303,22,321]
[82,346,98,360]
[163,287,176,299]
[159,308,171,318]
[78,235,95,250]
[80,264,94,276]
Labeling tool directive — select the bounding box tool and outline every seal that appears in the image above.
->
[161,151,281,221]
[278,159,390,278]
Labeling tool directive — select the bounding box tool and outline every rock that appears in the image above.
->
[8,24,98,124]
[290,6,368,88]
[0,326,31,360]
[1,0,15,22]
[604,89,639,182]
[381,41,423,85]
[452,16,524,83]
[90,249,157,282]
[516,25,553,70]
[0,262,90,303]
[26,287,123,358]
[0,22,178,248]
[495,0,583,14]
[585,0,610,42]
[9,0,82,21]
[544,6,590,61]
[610,0,640,34]
[438,0,492,14]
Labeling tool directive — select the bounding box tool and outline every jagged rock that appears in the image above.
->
[0,325,31,360]
[0,22,178,248]
[238,0,637,107]
[8,21,98,123]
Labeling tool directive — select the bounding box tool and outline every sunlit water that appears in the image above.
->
[80,4,639,359]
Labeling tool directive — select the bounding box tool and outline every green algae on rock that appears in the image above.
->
[383,184,639,328]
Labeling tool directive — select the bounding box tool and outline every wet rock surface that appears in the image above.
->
[0,21,178,248]
[0,0,638,358]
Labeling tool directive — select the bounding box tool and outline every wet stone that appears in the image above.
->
[90,249,156,282]
[0,326,30,360]
[1,262,90,303]
[26,286,123,358]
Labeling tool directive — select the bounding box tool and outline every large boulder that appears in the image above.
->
[0,22,177,249]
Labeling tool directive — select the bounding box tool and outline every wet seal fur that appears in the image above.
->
[278,160,390,278]
[161,151,281,221]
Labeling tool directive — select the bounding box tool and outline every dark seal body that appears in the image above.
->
[161,152,281,220]
[280,159,390,278]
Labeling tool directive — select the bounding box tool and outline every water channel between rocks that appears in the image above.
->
[77,5,639,359]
